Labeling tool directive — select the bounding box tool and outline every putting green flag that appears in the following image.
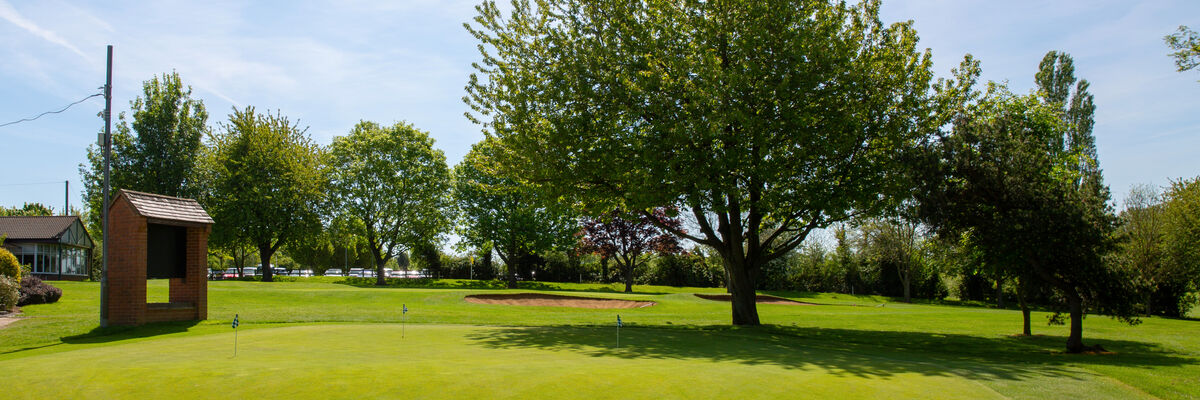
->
[232,314,239,329]
[617,314,622,327]
[403,304,408,314]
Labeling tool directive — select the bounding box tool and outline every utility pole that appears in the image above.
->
[100,45,112,328]
[64,180,68,216]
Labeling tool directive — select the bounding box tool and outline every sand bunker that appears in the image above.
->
[694,293,818,305]
[465,293,656,309]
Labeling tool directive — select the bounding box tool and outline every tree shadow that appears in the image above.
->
[334,278,669,295]
[464,324,1197,382]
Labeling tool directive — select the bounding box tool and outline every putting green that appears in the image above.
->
[1,324,1153,399]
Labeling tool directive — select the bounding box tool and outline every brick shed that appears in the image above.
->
[104,189,213,326]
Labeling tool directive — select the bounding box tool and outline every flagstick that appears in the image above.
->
[234,326,238,358]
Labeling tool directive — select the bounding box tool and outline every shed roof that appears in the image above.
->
[0,216,81,241]
[114,189,214,226]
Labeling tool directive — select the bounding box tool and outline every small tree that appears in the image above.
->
[579,209,684,293]
[328,121,453,285]
[205,106,325,282]
[859,217,924,303]
[454,138,577,288]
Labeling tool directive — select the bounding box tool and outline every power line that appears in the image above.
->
[0,92,103,129]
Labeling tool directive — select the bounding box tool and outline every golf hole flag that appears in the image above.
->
[403,304,408,314]
[232,314,239,329]
[617,315,622,327]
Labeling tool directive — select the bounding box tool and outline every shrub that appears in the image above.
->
[0,248,20,282]
[17,275,61,306]
[0,275,18,312]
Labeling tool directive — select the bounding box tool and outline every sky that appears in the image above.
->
[2,0,1198,220]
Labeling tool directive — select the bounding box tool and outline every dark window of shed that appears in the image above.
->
[147,224,187,279]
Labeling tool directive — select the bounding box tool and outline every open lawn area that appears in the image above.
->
[1,280,1197,399]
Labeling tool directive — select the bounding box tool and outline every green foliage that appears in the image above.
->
[0,276,16,312]
[465,0,937,324]
[915,54,1137,352]
[327,121,453,285]
[1162,177,1200,314]
[0,203,55,216]
[79,72,209,250]
[0,248,20,282]
[639,252,724,288]
[205,106,326,282]
[453,138,577,288]
[1165,25,1200,76]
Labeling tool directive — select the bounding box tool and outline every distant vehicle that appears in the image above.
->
[243,267,259,277]
[288,269,313,277]
[222,268,239,279]
[389,269,427,278]
[324,268,343,276]
[348,268,375,278]
[273,268,287,276]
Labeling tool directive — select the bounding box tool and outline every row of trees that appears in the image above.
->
[77,73,691,294]
[461,0,1199,352]
[68,0,1198,354]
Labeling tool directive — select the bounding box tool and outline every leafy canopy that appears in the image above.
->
[328,121,453,284]
[465,0,937,324]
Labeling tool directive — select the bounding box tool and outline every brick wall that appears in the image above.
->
[106,198,147,326]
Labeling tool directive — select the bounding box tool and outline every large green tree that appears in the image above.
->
[328,121,453,285]
[914,57,1139,352]
[205,106,325,282]
[79,72,208,253]
[453,138,577,289]
[465,0,936,324]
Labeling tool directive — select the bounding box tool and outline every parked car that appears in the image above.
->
[288,269,313,277]
[348,268,375,278]
[243,267,259,277]
[222,268,239,279]
[324,268,343,276]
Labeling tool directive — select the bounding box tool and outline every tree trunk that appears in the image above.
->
[600,256,609,283]
[1065,291,1085,353]
[375,258,387,286]
[996,279,1005,308]
[901,271,911,303]
[724,258,760,325]
[1017,278,1031,336]
[505,253,517,289]
[623,260,634,293]
[258,243,274,283]
[1145,293,1152,317]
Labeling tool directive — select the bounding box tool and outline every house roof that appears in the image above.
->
[0,216,82,241]
[114,189,214,226]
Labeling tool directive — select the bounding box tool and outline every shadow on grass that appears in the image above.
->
[0,320,202,355]
[464,324,1197,382]
[61,321,201,345]
[334,278,669,295]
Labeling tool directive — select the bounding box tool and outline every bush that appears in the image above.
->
[0,248,20,282]
[0,275,18,312]
[17,275,61,306]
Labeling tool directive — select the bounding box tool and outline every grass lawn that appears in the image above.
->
[1,279,1197,399]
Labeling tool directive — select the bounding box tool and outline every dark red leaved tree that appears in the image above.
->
[579,208,683,292]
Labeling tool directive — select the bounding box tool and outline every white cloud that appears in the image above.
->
[0,0,91,62]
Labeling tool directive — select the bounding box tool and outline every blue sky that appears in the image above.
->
[2,0,1198,217]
